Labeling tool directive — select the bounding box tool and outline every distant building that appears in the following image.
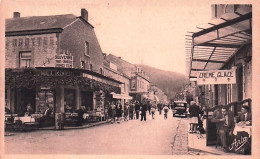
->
[148,85,168,104]
[105,54,150,103]
[103,54,132,106]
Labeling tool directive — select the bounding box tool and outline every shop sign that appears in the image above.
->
[197,69,236,85]
[55,54,73,68]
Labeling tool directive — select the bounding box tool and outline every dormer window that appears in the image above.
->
[84,41,89,56]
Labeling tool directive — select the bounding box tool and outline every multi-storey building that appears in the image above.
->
[5,9,121,127]
[105,54,150,103]
[186,4,252,146]
[103,54,132,106]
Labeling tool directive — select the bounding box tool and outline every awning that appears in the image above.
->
[186,6,252,80]
[110,92,133,100]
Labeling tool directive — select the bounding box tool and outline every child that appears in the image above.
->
[163,105,169,119]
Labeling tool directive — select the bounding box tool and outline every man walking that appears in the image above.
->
[140,101,147,121]
[135,101,140,119]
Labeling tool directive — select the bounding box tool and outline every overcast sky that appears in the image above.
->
[4,0,212,74]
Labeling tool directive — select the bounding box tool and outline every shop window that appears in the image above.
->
[64,88,76,113]
[19,51,32,68]
[84,41,89,56]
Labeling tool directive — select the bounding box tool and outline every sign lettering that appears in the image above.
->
[197,69,236,85]
[55,54,73,68]
[229,136,248,152]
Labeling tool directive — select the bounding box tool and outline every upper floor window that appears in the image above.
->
[89,64,93,71]
[19,51,32,68]
[84,41,89,56]
[81,61,85,69]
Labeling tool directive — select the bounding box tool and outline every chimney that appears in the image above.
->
[13,12,20,18]
[81,8,88,21]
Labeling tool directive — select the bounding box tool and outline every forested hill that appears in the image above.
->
[137,64,188,100]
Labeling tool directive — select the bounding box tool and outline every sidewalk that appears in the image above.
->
[187,119,242,155]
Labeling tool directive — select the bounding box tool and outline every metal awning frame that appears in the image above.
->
[187,11,252,80]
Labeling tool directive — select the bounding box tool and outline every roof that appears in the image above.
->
[6,14,76,32]
[5,14,94,35]
[105,54,136,77]
[186,6,252,80]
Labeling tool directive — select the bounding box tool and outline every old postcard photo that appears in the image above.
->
[1,0,259,158]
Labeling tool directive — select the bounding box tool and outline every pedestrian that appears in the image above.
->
[135,101,140,119]
[76,106,87,126]
[111,101,116,123]
[129,102,134,120]
[188,101,200,133]
[140,101,147,121]
[124,102,129,121]
[157,103,162,115]
[148,101,151,115]
[115,103,122,123]
[162,105,169,119]
[151,101,156,119]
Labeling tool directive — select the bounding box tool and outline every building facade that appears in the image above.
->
[105,54,150,103]
[5,9,121,127]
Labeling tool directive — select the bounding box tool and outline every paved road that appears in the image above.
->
[5,111,189,155]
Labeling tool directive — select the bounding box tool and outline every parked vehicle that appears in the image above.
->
[172,101,188,117]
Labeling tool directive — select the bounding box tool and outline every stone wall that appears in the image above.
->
[5,33,58,68]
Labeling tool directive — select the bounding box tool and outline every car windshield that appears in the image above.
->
[174,103,185,107]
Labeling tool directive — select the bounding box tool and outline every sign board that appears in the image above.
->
[197,69,236,85]
[55,54,73,68]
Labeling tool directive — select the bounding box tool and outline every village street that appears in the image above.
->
[5,111,193,155]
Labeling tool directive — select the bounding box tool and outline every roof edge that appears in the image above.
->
[5,28,63,37]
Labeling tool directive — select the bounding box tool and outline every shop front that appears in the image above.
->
[186,7,252,154]
[5,67,121,129]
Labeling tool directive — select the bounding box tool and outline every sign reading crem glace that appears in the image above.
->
[197,69,236,85]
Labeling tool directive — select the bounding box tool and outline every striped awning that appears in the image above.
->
[186,6,252,80]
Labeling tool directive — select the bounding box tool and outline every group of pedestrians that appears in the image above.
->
[106,100,171,123]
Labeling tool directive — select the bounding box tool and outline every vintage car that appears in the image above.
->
[172,101,188,117]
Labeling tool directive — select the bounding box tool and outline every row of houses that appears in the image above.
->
[4,9,168,123]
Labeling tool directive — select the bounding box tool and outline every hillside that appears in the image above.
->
[137,64,188,100]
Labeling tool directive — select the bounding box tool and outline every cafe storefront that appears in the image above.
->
[5,67,121,129]
[186,6,252,154]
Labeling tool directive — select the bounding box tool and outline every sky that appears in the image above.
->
[3,0,212,74]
